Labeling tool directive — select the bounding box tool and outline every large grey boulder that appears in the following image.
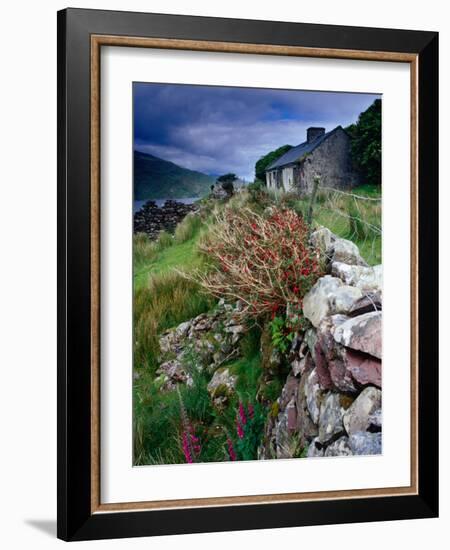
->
[303,276,363,327]
[328,238,368,267]
[349,431,382,455]
[331,262,382,293]
[333,311,382,359]
[310,227,336,252]
[343,386,382,436]
[310,228,368,267]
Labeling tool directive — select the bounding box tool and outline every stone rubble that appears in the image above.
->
[156,300,245,398]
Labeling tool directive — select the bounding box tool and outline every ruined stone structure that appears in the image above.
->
[265,126,359,194]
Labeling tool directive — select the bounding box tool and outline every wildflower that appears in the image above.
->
[182,432,193,463]
[236,415,245,439]
[227,438,237,461]
[238,402,247,426]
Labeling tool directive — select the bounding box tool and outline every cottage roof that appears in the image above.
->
[266,126,342,171]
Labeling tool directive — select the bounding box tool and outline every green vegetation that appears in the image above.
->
[134,151,214,200]
[346,98,382,187]
[272,184,382,265]
[134,214,208,289]
[254,144,293,182]
[133,181,381,465]
[133,218,213,376]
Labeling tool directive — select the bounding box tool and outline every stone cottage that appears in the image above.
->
[265,126,359,194]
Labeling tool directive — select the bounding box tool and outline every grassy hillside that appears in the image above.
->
[134,151,215,200]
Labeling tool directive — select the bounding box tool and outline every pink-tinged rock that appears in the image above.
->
[279,373,300,410]
[333,311,382,359]
[328,356,358,393]
[314,342,334,390]
[345,349,382,388]
[315,316,358,392]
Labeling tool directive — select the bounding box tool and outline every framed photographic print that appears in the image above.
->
[57,8,439,541]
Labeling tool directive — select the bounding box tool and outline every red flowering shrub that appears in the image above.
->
[194,207,323,320]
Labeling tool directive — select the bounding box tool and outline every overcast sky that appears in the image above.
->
[134,83,380,181]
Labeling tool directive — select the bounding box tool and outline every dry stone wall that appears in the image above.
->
[134,199,198,239]
[258,227,382,459]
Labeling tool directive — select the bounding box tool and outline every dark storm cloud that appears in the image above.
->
[133,83,380,181]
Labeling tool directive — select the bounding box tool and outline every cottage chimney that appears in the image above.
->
[307,127,325,143]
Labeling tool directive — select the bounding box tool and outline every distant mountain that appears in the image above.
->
[134,151,215,200]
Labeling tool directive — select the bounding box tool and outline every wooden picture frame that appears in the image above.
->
[57,8,438,541]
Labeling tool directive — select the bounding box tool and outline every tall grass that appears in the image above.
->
[287,185,382,265]
[174,212,203,244]
[133,233,158,269]
[155,230,174,250]
[134,273,214,375]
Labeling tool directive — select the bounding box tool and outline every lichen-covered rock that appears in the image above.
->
[175,320,191,339]
[331,286,364,317]
[328,238,368,267]
[290,358,304,377]
[331,262,382,293]
[305,328,318,361]
[310,227,336,252]
[324,436,353,457]
[318,392,350,444]
[310,228,367,267]
[207,367,237,408]
[296,367,319,447]
[343,387,382,436]
[275,399,298,458]
[333,311,382,359]
[349,431,382,455]
[303,276,363,327]
[304,368,323,424]
[156,359,193,391]
[303,276,341,327]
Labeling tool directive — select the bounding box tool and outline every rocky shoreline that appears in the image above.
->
[134,199,199,240]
